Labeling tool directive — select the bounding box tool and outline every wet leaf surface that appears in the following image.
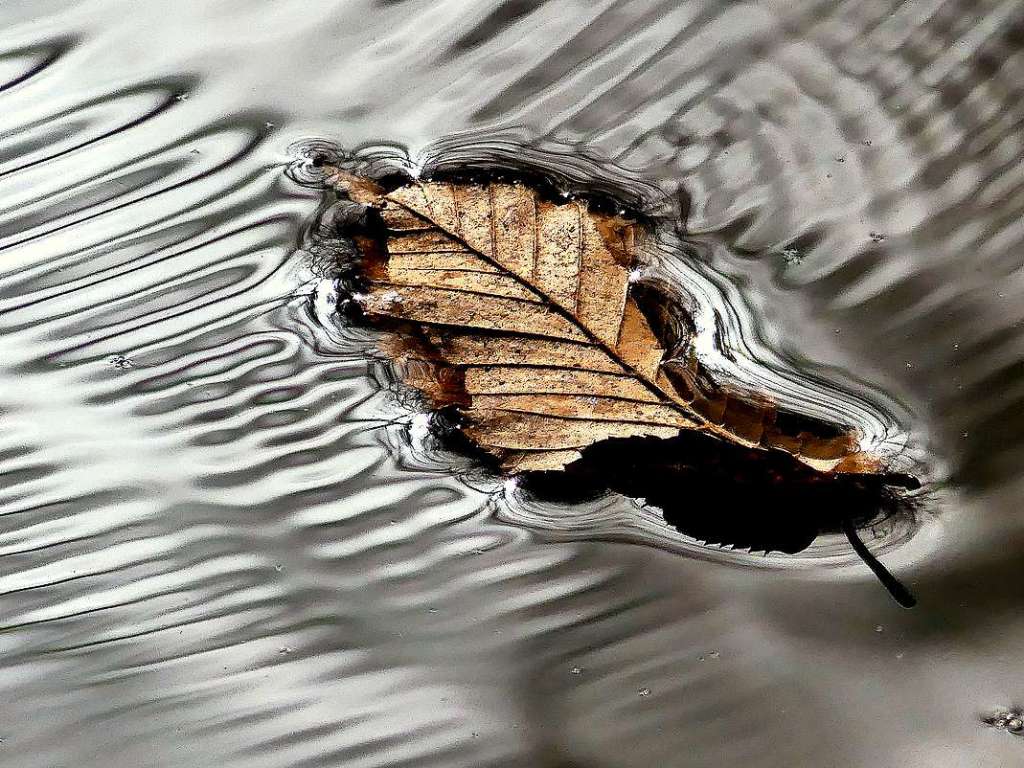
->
[330,169,895,481]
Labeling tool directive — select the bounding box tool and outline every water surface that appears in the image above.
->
[2,1,1024,766]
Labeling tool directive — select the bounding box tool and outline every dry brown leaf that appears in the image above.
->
[330,168,885,476]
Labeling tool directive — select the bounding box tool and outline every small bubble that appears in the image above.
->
[983,708,1024,736]
[874,625,884,633]
[781,247,802,265]
[108,355,134,370]
[278,646,293,655]
[274,564,283,572]
[428,608,439,614]
[174,92,189,102]
[638,687,651,697]
[570,666,583,676]
[905,362,913,369]
[962,431,969,439]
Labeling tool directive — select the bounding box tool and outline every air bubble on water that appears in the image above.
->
[874,625,884,633]
[409,412,432,448]
[313,278,338,315]
[781,247,802,264]
[982,708,1024,735]
[638,688,651,697]
[570,666,582,676]
[108,355,134,370]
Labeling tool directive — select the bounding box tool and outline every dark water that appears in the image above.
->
[2,2,1023,766]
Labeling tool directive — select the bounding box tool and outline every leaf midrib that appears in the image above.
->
[390,183,706,427]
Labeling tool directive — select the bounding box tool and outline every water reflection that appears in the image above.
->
[1,1,1023,766]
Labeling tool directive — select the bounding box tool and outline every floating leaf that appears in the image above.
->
[328,168,889,477]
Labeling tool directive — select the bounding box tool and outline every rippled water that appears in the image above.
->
[3,1,1024,766]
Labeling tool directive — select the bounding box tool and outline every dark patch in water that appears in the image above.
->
[517,431,917,554]
[451,0,546,53]
[433,406,920,605]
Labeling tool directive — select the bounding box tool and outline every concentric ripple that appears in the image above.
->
[2,2,1024,768]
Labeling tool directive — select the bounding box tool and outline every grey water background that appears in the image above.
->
[2,1,1024,766]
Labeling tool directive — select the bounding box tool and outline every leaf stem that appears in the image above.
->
[842,519,917,608]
